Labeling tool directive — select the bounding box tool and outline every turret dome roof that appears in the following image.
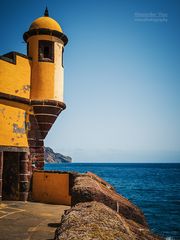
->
[29,8,63,33]
[29,16,63,33]
[23,8,68,45]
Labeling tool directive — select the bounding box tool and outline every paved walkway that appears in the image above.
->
[0,201,69,240]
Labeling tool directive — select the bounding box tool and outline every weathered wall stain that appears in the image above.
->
[14,85,30,95]
[13,123,25,134]
[0,107,5,115]
[22,85,30,92]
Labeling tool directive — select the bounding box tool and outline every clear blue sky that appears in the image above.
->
[0,0,180,162]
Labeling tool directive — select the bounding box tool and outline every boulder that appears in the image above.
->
[54,201,163,240]
[70,171,147,227]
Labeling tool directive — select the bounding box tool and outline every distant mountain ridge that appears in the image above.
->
[45,147,72,163]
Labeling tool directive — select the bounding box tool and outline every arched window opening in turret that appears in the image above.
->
[39,40,54,62]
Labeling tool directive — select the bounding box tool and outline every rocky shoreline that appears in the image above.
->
[54,172,163,240]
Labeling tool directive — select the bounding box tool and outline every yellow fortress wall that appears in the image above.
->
[32,171,71,205]
[0,55,31,98]
[0,100,31,147]
[0,8,68,202]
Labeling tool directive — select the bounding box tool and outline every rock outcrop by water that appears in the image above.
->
[55,201,162,240]
[55,171,163,240]
[70,171,147,227]
[45,147,72,163]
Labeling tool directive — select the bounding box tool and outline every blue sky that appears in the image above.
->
[0,0,180,162]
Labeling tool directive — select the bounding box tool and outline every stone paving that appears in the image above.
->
[0,201,69,240]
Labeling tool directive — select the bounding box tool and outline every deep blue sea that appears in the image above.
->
[45,163,180,240]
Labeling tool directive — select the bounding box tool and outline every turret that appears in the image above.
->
[23,8,68,170]
[23,8,68,102]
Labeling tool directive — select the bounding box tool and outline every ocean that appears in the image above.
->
[45,163,180,239]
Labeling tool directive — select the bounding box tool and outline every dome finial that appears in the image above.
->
[44,6,49,17]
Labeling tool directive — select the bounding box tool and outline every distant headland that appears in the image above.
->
[45,147,72,163]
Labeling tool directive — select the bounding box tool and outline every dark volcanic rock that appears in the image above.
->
[54,172,163,240]
[54,201,162,240]
[70,171,147,227]
[45,147,72,163]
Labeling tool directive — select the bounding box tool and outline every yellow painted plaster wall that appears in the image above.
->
[0,56,31,98]
[0,100,31,147]
[32,171,71,205]
[28,35,64,101]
